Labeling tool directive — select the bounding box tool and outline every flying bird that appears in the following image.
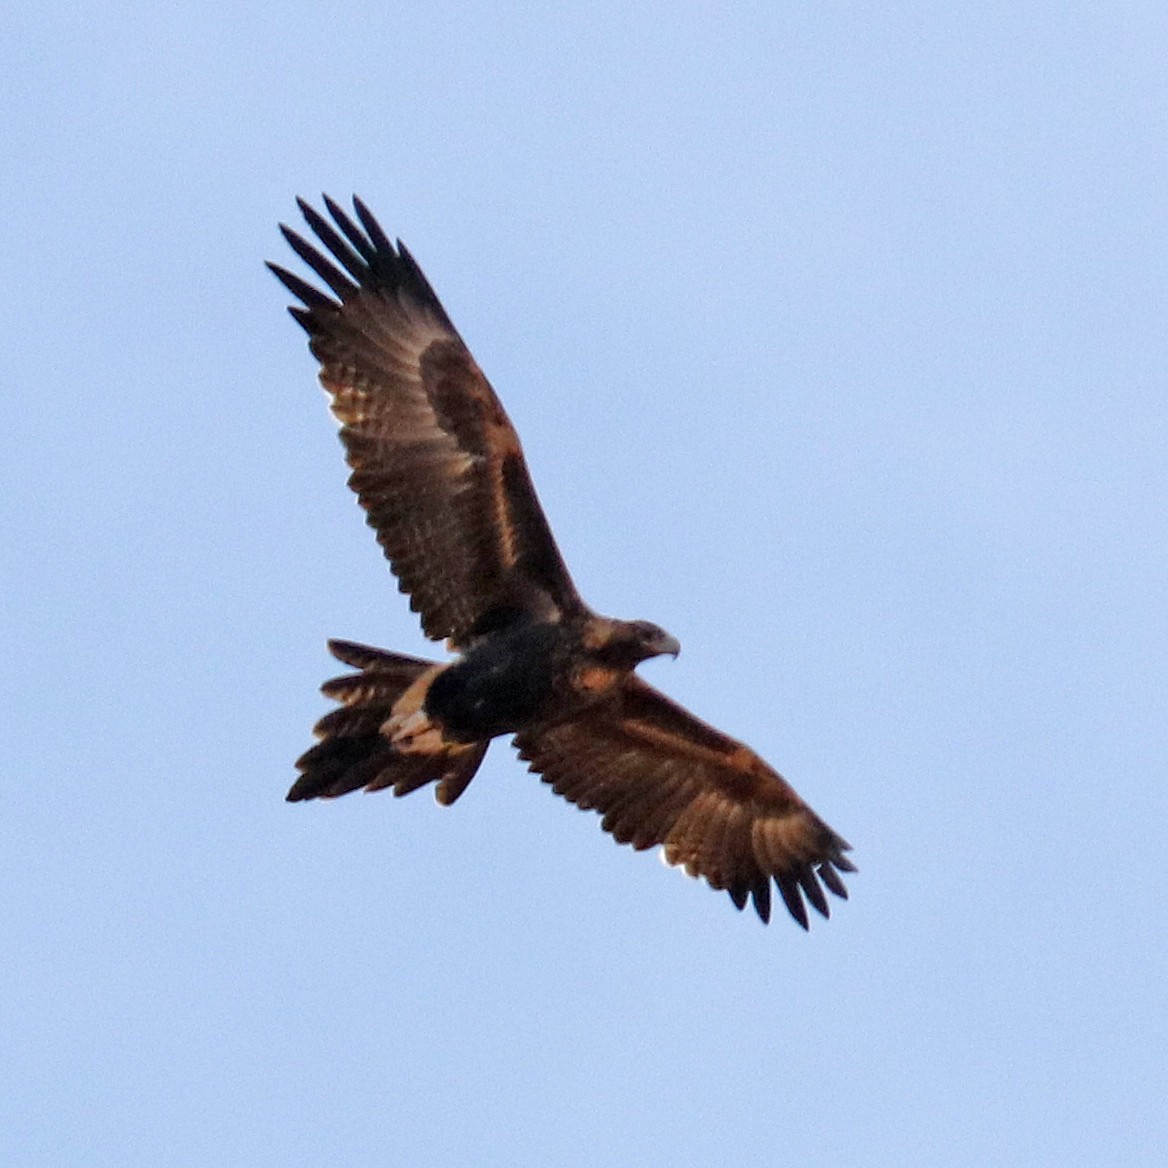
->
[269,196,855,927]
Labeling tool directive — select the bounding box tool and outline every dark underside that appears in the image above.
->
[425,619,563,741]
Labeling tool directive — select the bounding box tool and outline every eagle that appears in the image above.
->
[269,196,855,927]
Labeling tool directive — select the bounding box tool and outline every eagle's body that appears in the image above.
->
[425,617,565,742]
[270,196,855,927]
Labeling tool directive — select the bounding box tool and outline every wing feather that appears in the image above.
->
[271,196,582,646]
[514,677,853,927]
[321,195,379,264]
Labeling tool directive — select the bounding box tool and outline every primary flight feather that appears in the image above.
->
[270,195,854,927]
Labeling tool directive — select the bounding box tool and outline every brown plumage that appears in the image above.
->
[270,195,855,927]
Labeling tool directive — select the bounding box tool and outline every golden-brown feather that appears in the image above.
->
[514,676,854,926]
[268,201,582,647]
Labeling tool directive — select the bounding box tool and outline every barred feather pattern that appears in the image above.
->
[514,677,854,927]
[289,640,488,805]
[268,196,581,648]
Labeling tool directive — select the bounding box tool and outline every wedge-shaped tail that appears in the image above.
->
[289,640,489,805]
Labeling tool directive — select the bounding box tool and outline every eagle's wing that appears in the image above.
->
[269,196,582,647]
[513,676,854,926]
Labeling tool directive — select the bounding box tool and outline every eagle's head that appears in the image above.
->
[584,617,681,667]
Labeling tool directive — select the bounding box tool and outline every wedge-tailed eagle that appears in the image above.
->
[269,196,854,927]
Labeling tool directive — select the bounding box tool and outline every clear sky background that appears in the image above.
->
[3,3,1165,1165]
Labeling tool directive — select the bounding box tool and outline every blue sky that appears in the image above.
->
[3,3,1165,1165]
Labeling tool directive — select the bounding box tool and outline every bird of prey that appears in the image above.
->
[269,196,855,927]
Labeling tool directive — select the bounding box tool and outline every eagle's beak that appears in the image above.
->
[655,631,681,659]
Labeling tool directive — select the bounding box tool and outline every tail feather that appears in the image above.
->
[325,639,432,672]
[312,704,390,739]
[288,640,489,803]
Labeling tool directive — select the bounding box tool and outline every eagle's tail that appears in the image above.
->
[287,639,489,805]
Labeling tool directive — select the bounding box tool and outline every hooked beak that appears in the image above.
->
[654,631,681,659]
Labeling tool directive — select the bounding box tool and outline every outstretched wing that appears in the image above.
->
[513,677,855,927]
[269,196,582,647]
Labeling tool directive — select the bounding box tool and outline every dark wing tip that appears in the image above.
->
[391,239,456,331]
[778,831,855,927]
[279,223,359,301]
[798,866,831,919]
[818,862,849,900]
[751,878,773,925]
[321,194,378,264]
[775,873,811,930]
[266,260,335,310]
[814,831,857,902]
[271,195,455,332]
[352,195,394,254]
